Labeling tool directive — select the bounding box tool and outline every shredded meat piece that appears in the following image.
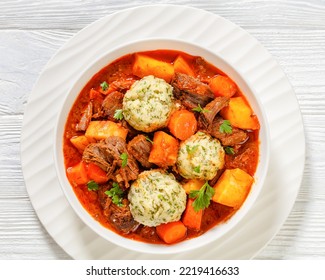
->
[127,135,153,168]
[83,136,139,187]
[82,142,116,176]
[101,91,124,120]
[198,97,229,130]
[76,102,93,131]
[98,185,139,234]
[210,116,248,146]
[171,72,214,109]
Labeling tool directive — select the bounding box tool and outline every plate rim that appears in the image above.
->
[21,4,305,259]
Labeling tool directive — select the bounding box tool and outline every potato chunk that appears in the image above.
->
[220,97,260,130]
[212,168,254,209]
[70,135,93,153]
[133,54,175,83]
[85,121,128,141]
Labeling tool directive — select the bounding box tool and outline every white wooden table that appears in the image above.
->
[1,0,324,260]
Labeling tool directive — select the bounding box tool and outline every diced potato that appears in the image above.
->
[148,131,179,167]
[220,96,260,130]
[173,55,195,76]
[182,179,205,194]
[70,135,94,153]
[133,54,175,82]
[212,168,254,209]
[85,121,128,141]
[208,75,237,98]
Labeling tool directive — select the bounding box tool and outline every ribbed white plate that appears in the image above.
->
[21,5,305,259]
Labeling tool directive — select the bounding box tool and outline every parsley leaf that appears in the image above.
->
[189,181,215,212]
[192,104,210,113]
[224,146,235,155]
[145,136,153,144]
[186,145,199,155]
[105,182,124,207]
[120,152,128,168]
[100,81,109,91]
[193,165,201,173]
[219,120,233,134]
[114,109,124,120]
[87,180,99,191]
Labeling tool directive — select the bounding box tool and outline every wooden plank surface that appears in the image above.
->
[1,0,324,259]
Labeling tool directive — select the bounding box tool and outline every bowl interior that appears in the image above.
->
[54,38,270,254]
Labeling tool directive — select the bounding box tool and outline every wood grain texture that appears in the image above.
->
[0,0,324,260]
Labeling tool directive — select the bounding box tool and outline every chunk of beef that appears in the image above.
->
[225,142,258,175]
[127,135,153,168]
[101,91,124,119]
[105,136,139,187]
[109,199,139,234]
[98,184,139,234]
[82,142,116,176]
[171,72,214,109]
[109,78,136,93]
[198,97,229,130]
[76,102,93,131]
[83,136,139,187]
[210,116,248,146]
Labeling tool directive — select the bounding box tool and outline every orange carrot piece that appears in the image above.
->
[148,131,179,167]
[173,55,195,76]
[156,221,187,244]
[87,163,109,184]
[182,199,203,231]
[168,109,197,140]
[66,161,89,186]
[89,88,101,99]
[209,75,237,98]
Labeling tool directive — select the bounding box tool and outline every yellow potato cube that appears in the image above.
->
[220,96,260,130]
[212,168,254,209]
[70,135,93,153]
[133,54,175,83]
[85,121,128,141]
[182,179,205,194]
[173,55,195,77]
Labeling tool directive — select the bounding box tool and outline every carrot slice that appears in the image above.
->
[87,163,109,184]
[66,161,89,186]
[148,131,179,167]
[168,109,197,140]
[209,75,237,98]
[182,199,203,230]
[156,221,187,244]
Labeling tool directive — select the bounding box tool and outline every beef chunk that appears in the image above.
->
[76,102,93,131]
[127,135,153,168]
[98,184,139,234]
[83,136,139,187]
[105,137,139,187]
[109,199,139,234]
[171,72,214,109]
[82,142,116,176]
[210,116,248,147]
[101,91,124,120]
[198,96,229,130]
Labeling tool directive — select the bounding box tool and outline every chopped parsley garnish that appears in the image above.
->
[87,180,99,191]
[114,109,124,120]
[193,165,201,173]
[224,146,235,155]
[192,104,210,113]
[105,182,124,207]
[189,181,215,212]
[120,152,128,168]
[186,144,199,155]
[145,136,153,144]
[219,120,233,134]
[100,81,109,91]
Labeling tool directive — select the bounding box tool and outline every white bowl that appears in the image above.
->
[54,38,270,255]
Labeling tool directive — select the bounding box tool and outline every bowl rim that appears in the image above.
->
[53,37,270,255]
